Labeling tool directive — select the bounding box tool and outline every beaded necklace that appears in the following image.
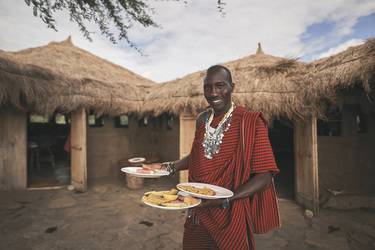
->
[202,102,235,159]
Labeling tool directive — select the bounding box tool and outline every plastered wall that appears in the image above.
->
[0,110,27,190]
[318,96,375,194]
[86,115,180,180]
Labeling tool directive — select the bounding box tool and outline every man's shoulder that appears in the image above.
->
[236,106,266,125]
[236,106,261,117]
[196,110,210,128]
[197,110,210,121]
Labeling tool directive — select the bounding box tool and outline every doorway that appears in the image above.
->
[27,113,71,188]
[268,119,295,200]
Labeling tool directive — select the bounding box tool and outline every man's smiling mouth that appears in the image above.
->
[211,99,221,105]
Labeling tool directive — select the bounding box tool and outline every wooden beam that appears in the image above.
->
[71,109,87,191]
[179,111,196,183]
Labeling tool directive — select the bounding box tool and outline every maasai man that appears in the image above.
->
[145,65,280,249]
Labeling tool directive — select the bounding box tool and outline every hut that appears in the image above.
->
[1,36,374,214]
[143,40,375,214]
[0,38,179,191]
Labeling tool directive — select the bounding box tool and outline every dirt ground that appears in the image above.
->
[1,176,375,250]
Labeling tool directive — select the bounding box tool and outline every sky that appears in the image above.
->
[0,0,374,83]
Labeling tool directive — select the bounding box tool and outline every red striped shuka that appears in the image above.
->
[183,106,280,250]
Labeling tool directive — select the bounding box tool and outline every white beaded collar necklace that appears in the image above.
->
[202,102,235,159]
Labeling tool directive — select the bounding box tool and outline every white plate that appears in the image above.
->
[121,167,169,178]
[142,191,201,210]
[177,182,234,199]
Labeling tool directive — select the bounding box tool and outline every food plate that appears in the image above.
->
[142,191,201,210]
[177,182,234,199]
[121,167,169,178]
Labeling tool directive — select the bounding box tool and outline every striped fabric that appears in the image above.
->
[183,106,280,250]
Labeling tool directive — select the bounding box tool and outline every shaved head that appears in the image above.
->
[205,65,232,85]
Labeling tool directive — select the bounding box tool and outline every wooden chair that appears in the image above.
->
[34,136,56,171]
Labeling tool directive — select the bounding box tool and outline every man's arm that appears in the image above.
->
[144,110,207,171]
[229,172,272,202]
[172,154,189,171]
[199,172,272,208]
[142,155,189,171]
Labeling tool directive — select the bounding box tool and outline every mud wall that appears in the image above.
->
[0,110,27,190]
[87,115,179,180]
[318,96,375,194]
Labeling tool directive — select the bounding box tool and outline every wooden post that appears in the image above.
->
[179,111,196,183]
[71,109,87,191]
[294,116,319,214]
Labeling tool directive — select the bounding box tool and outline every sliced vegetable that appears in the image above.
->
[161,202,189,207]
[167,188,179,195]
[144,191,164,197]
[163,194,179,201]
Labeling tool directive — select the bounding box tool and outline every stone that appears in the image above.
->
[92,201,117,208]
[22,224,45,238]
[348,232,373,246]
[305,209,314,219]
[0,200,23,210]
[47,196,77,208]
[305,229,350,249]
[92,231,118,242]
[1,178,374,250]
[92,185,108,194]
[12,190,45,203]
[280,209,307,228]
[275,237,289,248]
[323,195,375,210]
[2,217,34,233]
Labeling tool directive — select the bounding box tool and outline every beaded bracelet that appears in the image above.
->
[161,162,176,174]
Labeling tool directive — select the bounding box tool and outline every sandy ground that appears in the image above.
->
[1,176,375,250]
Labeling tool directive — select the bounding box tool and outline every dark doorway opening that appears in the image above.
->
[268,119,295,200]
[27,113,71,188]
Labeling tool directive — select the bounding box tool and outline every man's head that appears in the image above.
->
[203,65,235,117]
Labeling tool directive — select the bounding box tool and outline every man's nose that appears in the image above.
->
[211,86,219,97]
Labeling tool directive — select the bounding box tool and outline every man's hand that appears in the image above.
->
[197,198,222,208]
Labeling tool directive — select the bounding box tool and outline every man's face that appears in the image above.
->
[203,68,234,117]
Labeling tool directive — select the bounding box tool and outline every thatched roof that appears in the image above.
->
[0,38,154,117]
[143,39,375,120]
[0,37,154,87]
[1,38,374,120]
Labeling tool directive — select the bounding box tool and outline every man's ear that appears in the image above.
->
[231,82,235,92]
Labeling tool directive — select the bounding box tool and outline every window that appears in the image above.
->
[88,114,104,127]
[356,111,367,133]
[115,115,129,128]
[138,117,148,127]
[167,115,173,130]
[55,114,67,125]
[29,114,49,123]
[317,108,342,136]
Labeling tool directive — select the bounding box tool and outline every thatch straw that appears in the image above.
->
[0,54,149,117]
[0,37,155,87]
[143,39,375,120]
[1,38,374,120]
[143,46,304,119]
[0,37,154,117]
